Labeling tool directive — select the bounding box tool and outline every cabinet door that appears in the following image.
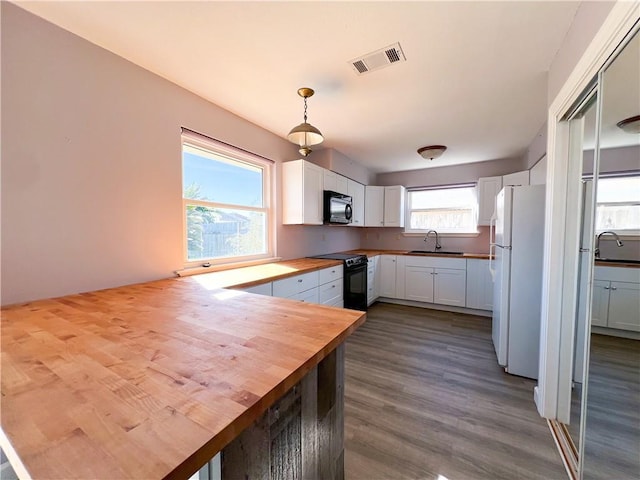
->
[282,160,323,225]
[503,170,530,187]
[367,264,376,305]
[379,255,397,298]
[239,283,272,296]
[590,280,610,327]
[364,186,385,227]
[404,266,434,303]
[336,174,349,195]
[607,282,640,331]
[383,185,406,227]
[374,256,381,298]
[477,176,503,226]
[303,162,324,225]
[323,169,337,192]
[465,259,493,310]
[347,179,365,227]
[433,268,466,307]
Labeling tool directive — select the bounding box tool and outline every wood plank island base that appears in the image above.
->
[0,276,365,479]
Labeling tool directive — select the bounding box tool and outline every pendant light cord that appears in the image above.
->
[303,97,308,123]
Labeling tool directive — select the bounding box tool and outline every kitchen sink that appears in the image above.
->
[596,258,640,265]
[408,250,464,255]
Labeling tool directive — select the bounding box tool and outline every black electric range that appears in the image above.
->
[309,253,368,311]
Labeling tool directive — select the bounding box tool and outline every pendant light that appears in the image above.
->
[288,87,323,157]
[417,145,447,160]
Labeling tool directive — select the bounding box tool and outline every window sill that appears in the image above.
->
[402,231,481,238]
[176,257,282,277]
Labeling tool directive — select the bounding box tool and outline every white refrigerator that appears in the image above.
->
[490,185,545,379]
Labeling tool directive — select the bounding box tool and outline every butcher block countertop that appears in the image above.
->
[0,276,365,480]
[343,249,491,260]
[180,257,343,289]
[594,259,640,268]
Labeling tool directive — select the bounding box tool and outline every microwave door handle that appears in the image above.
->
[345,203,353,220]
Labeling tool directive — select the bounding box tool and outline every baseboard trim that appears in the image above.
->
[376,298,492,317]
[591,326,640,340]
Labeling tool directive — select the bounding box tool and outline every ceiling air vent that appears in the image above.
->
[349,42,406,75]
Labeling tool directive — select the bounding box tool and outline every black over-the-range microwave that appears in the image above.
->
[323,190,353,224]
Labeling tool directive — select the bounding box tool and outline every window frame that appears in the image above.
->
[593,173,640,236]
[181,130,275,268]
[403,184,480,236]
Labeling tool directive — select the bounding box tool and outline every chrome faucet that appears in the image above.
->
[594,231,624,259]
[424,230,442,252]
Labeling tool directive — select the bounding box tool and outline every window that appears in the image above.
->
[405,185,478,234]
[595,175,640,233]
[182,131,273,266]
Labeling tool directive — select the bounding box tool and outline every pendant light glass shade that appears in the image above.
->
[288,87,323,156]
[287,123,324,147]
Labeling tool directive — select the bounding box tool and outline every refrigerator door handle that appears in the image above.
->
[489,213,496,280]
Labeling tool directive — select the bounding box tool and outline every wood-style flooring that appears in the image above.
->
[344,303,566,480]
[583,334,640,480]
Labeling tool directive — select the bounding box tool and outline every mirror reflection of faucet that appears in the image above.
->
[594,231,624,259]
[423,230,441,252]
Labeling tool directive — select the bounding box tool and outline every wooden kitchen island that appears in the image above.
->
[0,275,365,479]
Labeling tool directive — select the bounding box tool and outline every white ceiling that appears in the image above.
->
[14,1,583,173]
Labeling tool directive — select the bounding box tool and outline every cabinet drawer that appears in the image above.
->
[319,279,343,304]
[404,255,466,269]
[290,287,319,304]
[273,271,319,298]
[238,282,272,296]
[318,265,343,284]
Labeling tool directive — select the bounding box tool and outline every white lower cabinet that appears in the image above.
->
[433,268,466,307]
[465,259,493,310]
[404,266,434,303]
[590,280,610,327]
[379,255,467,308]
[270,266,344,307]
[238,282,273,296]
[379,255,399,298]
[273,271,319,298]
[592,267,640,332]
[367,257,378,306]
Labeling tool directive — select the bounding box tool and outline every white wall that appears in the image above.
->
[530,156,548,185]
[547,1,616,106]
[1,4,361,305]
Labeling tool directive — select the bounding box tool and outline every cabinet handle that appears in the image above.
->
[604,286,610,290]
[611,287,617,291]
[331,270,335,273]
[298,279,303,283]
[332,285,335,288]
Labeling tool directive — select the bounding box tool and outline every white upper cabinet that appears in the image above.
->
[323,169,338,193]
[282,159,324,225]
[383,185,406,227]
[477,176,503,226]
[347,179,365,227]
[365,186,385,227]
[336,175,349,196]
[323,170,349,195]
[503,170,530,187]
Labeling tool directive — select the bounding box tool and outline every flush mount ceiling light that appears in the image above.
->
[287,87,323,157]
[417,145,447,160]
[616,115,640,134]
